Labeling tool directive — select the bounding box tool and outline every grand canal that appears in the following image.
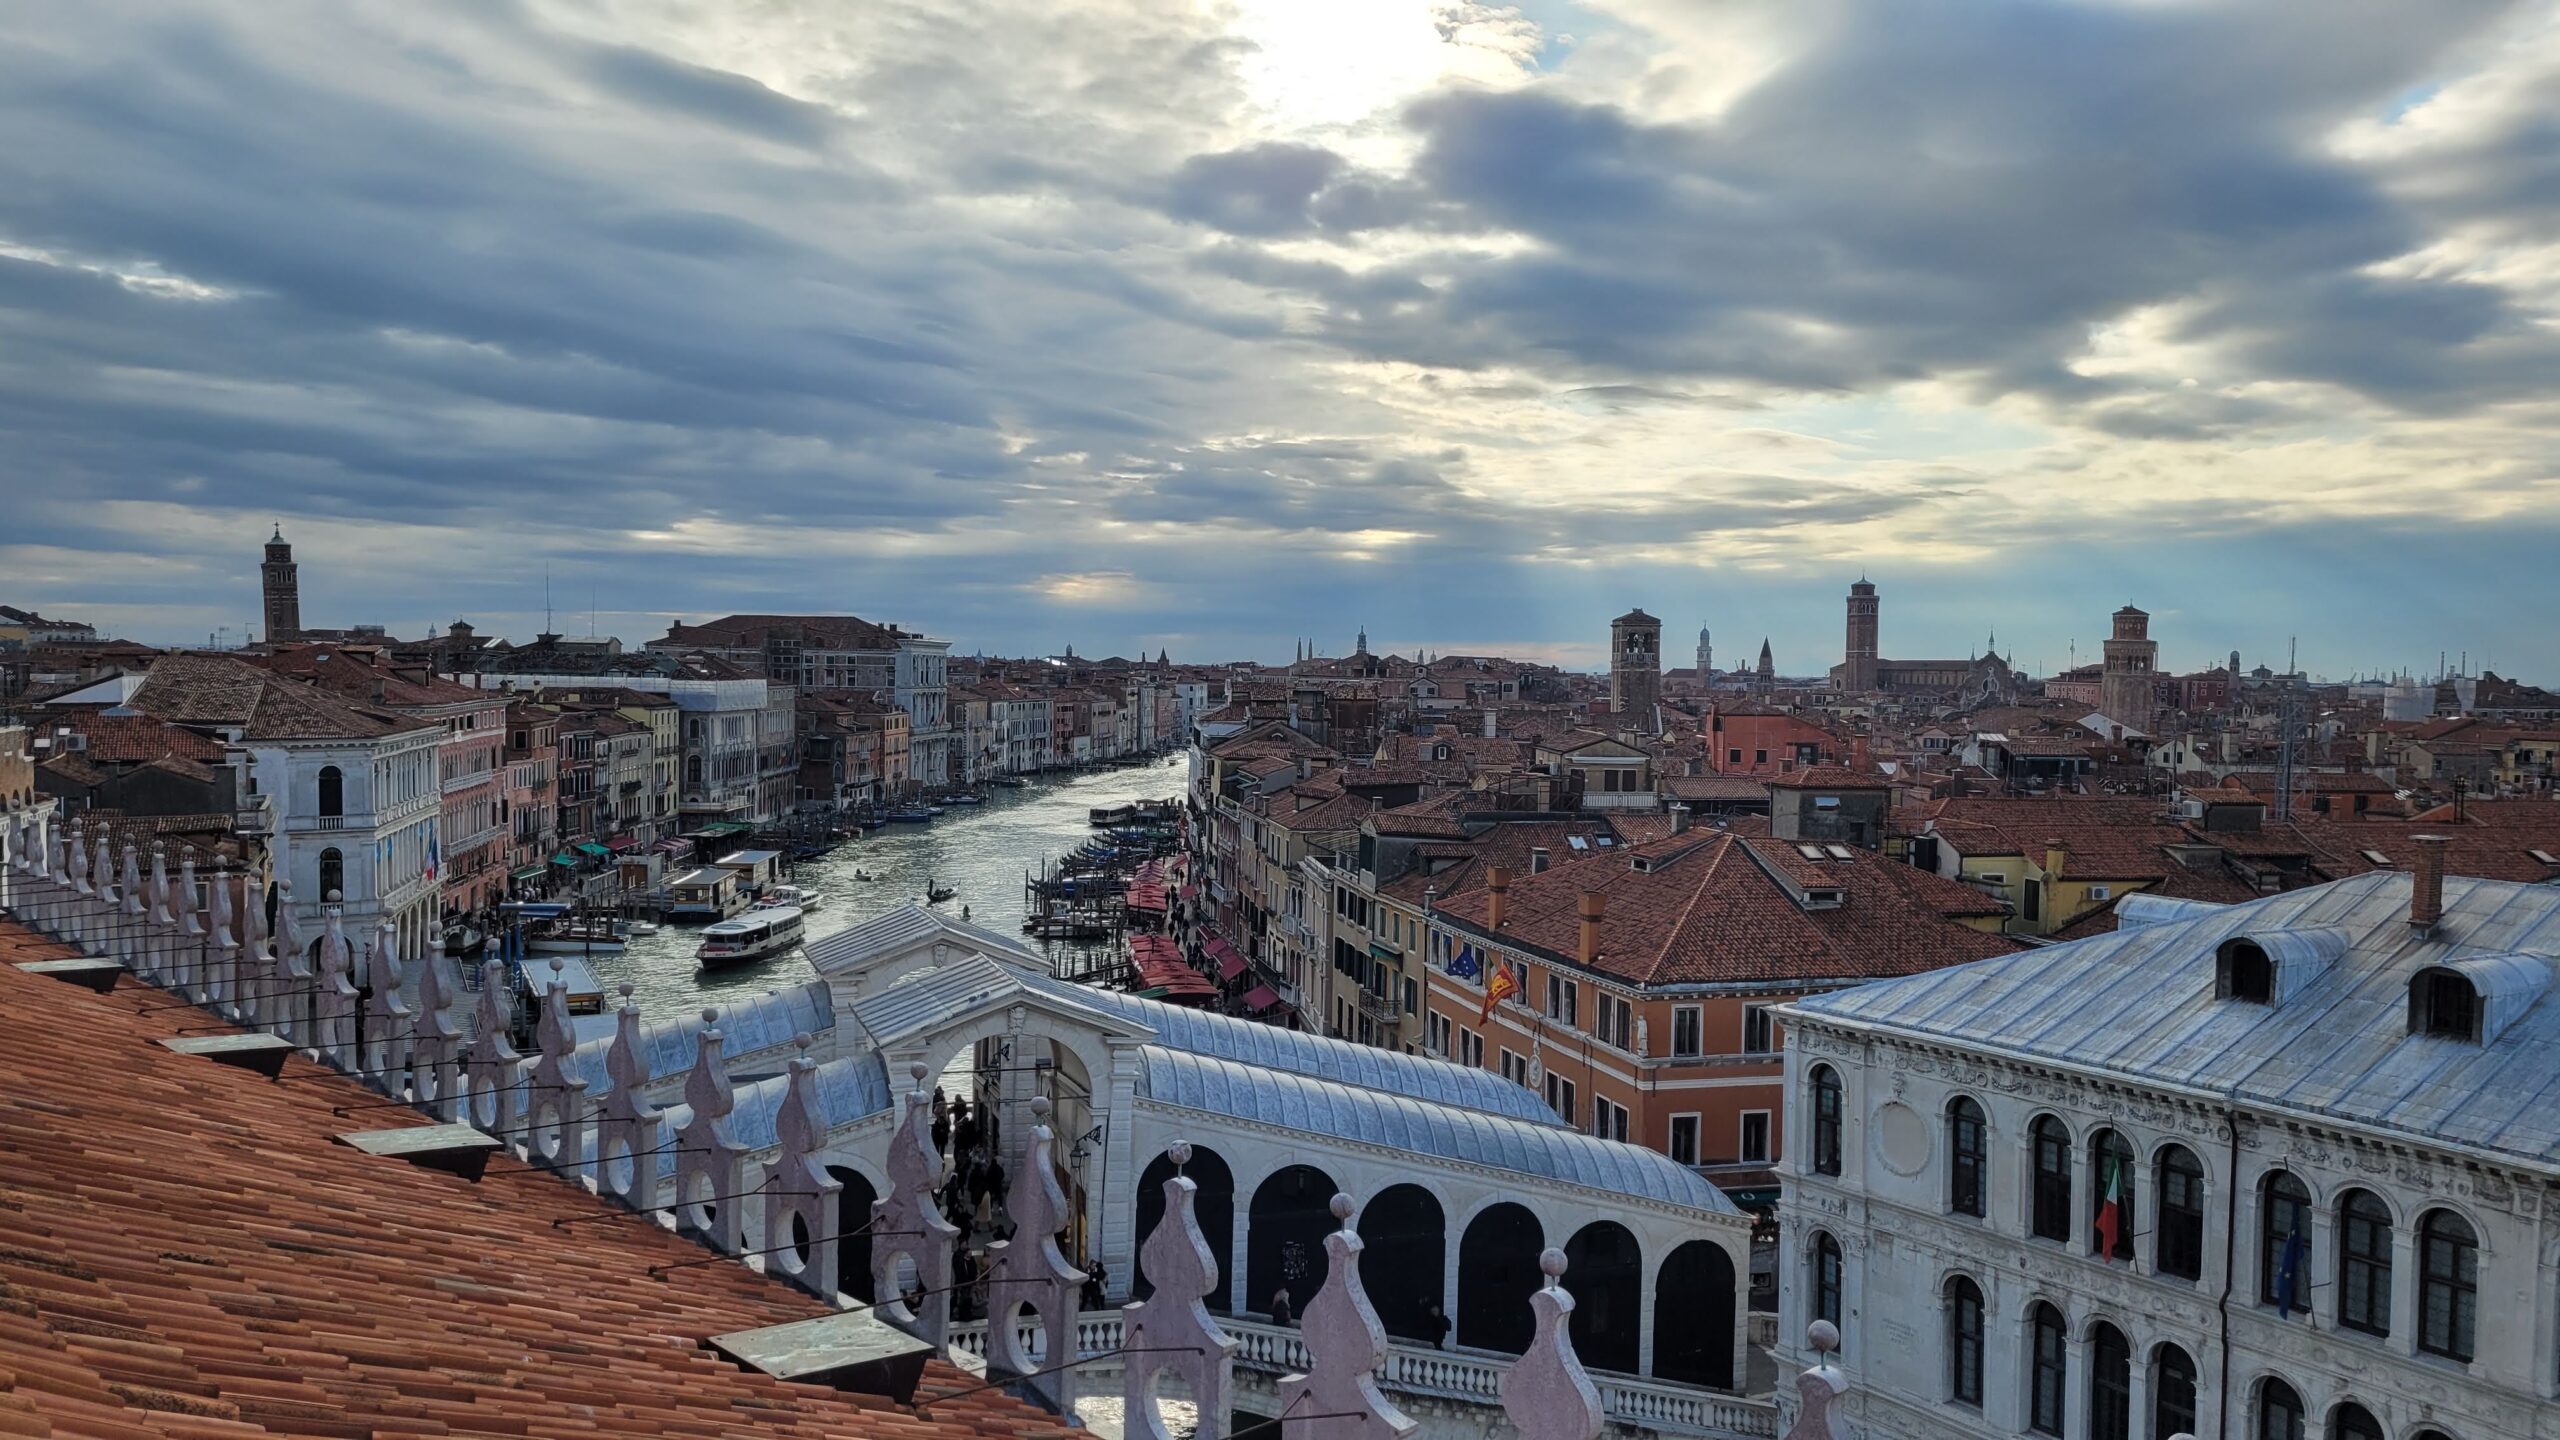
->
[603,754,1187,1019]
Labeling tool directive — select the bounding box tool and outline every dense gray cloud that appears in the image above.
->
[1,0,2556,674]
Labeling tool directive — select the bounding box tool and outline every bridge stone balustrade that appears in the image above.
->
[947,1312,1776,1440]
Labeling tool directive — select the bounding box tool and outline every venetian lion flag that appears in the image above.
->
[1480,959,1519,1023]
[2093,1151,2124,1261]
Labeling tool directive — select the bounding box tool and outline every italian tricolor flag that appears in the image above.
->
[2094,1152,2124,1261]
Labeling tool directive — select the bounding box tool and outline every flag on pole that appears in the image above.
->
[2274,1223,2308,1316]
[1480,959,1519,1023]
[1447,941,1481,980]
[2093,1151,2123,1261]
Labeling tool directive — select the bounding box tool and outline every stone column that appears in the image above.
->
[2387,1224,2418,1347]
[2062,1330,2090,1440]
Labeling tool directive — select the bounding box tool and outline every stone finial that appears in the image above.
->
[205,859,238,1012]
[237,876,275,1029]
[313,897,359,1069]
[57,823,86,946]
[145,843,177,985]
[872,1078,959,1345]
[272,878,311,1040]
[593,982,665,1207]
[1277,1193,1416,1440]
[1499,1250,1604,1440]
[1123,1150,1237,1440]
[461,956,525,1132]
[360,915,415,1090]
[761,1033,842,1300]
[672,1008,748,1254]
[409,926,465,1118]
[173,850,206,996]
[1781,1322,1849,1440]
[522,958,586,1171]
[117,844,146,969]
[985,1095,1087,1414]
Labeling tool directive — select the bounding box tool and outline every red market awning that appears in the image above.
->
[1240,984,1281,1012]
[1215,949,1249,982]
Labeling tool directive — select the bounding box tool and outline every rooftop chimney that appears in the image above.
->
[2410,833,2448,935]
[1577,891,1605,967]
[1487,866,1513,930]
[1483,708,1498,739]
[2044,837,2067,879]
[1852,736,1869,771]
[1670,803,1690,835]
[1529,846,1550,875]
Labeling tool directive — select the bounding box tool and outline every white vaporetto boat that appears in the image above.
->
[695,906,804,969]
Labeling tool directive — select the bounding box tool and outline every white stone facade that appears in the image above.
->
[1773,1016,2556,1440]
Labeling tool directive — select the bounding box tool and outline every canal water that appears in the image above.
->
[602,754,1188,1020]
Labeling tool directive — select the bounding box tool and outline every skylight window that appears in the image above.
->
[2361,849,2391,866]
[1825,845,1856,860]
[1567,836,1589,850]
[1797,844,1825,860]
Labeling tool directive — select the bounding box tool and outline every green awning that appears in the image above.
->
[550,852,577,867]
[575,842,613,858]
[1130,986,1171,1000]
[1368,941,1403,962]
[510,865,546,883]
[1722,1187,1782,1212]
[700,821,753,836]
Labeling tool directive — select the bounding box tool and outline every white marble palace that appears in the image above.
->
[1773,838,2558,1440]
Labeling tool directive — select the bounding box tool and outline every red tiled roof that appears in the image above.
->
[0,924,1074,1440]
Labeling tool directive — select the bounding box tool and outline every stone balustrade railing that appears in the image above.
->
[948,1311,1777,1439]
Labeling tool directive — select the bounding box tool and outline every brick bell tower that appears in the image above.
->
[261,526,301,644]
[1842,578,1880,692]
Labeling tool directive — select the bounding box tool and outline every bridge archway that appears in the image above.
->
[1564,1220,1642,1374]
[1246,1163,1339,1319]
[1358,1184,1446,1343]
[827,1165,878,1302]
[1653,1240,1737,1387]
[1457,1201,1544,1353]
[1132,1144,1234,1309]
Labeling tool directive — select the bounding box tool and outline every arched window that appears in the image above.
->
[1810,1231,1842,1336]
[2218,938,2274,1003]
[2030,1116,2073,1242]
[2410,968,2480,1041]
[2330,1403,2385,1440]
[2028,1302,2068,1437]
[2257,1379,2305,1440]
[1809,1066,1842,1177]
[2417,1209,2478,1362]
[2260,1171,2312,1313]
[317,848,344,902]
[2154,1145,2205,1280]
[2336,1189,2393,1337]
[2088,1130,2135,1261]
[2089,1323,2131,1440]
[317,765,344,818]
[2151,1345,2197,1440]
[1945,1276,1983,1406]
[1947,1096,1986,1217]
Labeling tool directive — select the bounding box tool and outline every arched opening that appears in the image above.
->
[2029,1114,2072,1242]
[1944,1275,1983,1406]
[829,1165,877,1302]
[2256,1378,2305,1440]
[2153,1144,2205,1281]
[2087,1130,2134,1261]
[318,765,344,819]
[2088,1322,2131,1440]
[2260,1171,2312,1312]
[1357,1184,1446,1344]
[1653,1241,1736,1388]
[1946,1095,1986,1217]
[1808,1064,1842,1175]
[1456,1202,1544,1353]
[2417,1208,2478,1362]
[2218,938,2273,1003]
[1809,1231,1842,1337]
[1246,1164,1339,1320]
[2028,1302,2067,1437]
[1562,1221,1640,1375]
[1132,1145,1234,1309]
[317,848,344,903]
[2329,1403,2384,1440]
[2336,1189,2392,1337]
[2409,967,2480,1040]
[2152,1344,2198,1440]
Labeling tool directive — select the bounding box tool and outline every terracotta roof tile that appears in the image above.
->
[0,923,1074,1440]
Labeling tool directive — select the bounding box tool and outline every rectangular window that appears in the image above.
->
[1671,1005,1702,1058]
[1544,1074,1576,1125]
[1728,748,1742,765]
[1591,1098,1629,1143]
[1668,1114,1700,1166]
[1754,749,1768,765]
[1461,1029,1483,1067]
[1501,1049,1531,1087]
[1740,1111,1771,1163]
[1743,1005,1774,1054]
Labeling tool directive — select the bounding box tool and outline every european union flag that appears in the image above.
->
[2274,1225,2308,1316]
[1448,943,1480,979]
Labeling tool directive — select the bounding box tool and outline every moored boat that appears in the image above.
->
[755,883,828,914]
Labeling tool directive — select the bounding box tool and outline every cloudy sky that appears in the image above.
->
[4,0,2557,678]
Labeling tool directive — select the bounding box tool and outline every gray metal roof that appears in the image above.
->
[1793,873,2560,1171]
[564,980,836,1091]
[838,954,1125,1048]
[1035,972,1568,1128]
[805,903,1047,978]
[1138,1047,1738,1213]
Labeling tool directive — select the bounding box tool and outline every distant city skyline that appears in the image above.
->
[5,3,2557,680]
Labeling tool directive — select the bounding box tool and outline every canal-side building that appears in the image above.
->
[651,614,954,789]
[466,651,773,821]
[1773,853,2560,1440]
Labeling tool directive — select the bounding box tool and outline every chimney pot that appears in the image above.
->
[1577,890,1605,967]
[1487,865,1513,930]
[1670,803,1690,835]
[2410,833,2448,934]
[2044,837,2067,878]
[1852,736,1869,771]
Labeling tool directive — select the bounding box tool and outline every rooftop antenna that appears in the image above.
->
[543,566,553,636]
[2274,635,2299,824]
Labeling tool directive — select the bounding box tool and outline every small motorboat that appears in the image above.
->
[756,884,828,915]
[947,793,985,806]
[625,919,661,937]
[991,776,1029,788]
[851,869,878,882]
[526,916,631,954]
[887,807,935,824]
[695,907,805,969]
[925,880,957,905]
